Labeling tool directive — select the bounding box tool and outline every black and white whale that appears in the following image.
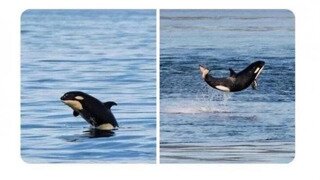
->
[199,61,265,92]
[60,91,118,130]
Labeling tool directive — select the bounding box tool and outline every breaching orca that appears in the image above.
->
[199,61,265,92]
[60,91,118,130]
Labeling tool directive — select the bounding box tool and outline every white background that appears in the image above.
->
[1,0,319,179]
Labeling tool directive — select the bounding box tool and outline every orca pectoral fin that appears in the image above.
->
[73,111,79,117]
[104,101,117,109]
[251,80,258,90]
[229,68,237,77]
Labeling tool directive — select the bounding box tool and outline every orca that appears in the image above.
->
[199,61,265,92]
[60,91,118,130]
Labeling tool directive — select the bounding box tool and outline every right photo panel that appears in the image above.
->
[160,10,295,163]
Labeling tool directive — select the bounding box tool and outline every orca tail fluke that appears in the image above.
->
[199,65,209,79]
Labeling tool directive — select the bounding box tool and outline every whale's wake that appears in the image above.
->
[161,87,232,114]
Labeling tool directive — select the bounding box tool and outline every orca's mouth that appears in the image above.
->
[61,99,83,111]
[61,100,73,106]
[61,98,76,103]
[61,99,71,103]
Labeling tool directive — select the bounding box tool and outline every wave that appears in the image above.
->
[161,91,232,114]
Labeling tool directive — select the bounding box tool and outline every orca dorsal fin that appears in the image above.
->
[104,101,117,109]
[73,111,79,117]
[229,68,237,77]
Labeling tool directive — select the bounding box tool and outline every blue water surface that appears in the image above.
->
[160,10,295,163]
[21,10,156,163]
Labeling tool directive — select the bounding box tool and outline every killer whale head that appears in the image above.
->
[61,91,118,130]
[245,60,265,78]
[60,91,87,111]
[237,60,265,90]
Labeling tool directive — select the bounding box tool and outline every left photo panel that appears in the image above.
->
[21,10,156,163]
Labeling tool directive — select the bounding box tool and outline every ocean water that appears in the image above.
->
[21,10,156,163]
[160,10,295,163]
